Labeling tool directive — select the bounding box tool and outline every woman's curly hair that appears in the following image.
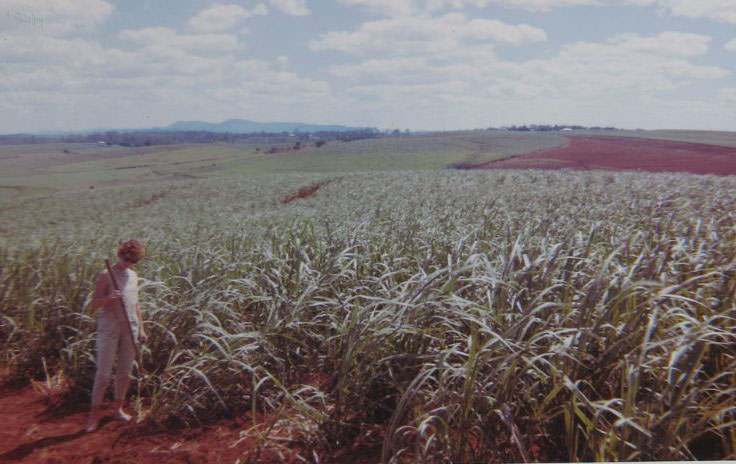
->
[118,239,144,263]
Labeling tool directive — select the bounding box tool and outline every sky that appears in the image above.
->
[1,0,736,133]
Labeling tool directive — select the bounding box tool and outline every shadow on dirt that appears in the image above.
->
[0,417,113,461]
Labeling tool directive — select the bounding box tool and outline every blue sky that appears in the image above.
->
[1,0,735,133]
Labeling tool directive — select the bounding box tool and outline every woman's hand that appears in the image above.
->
[105,290,123,308]
[138,329,148,344]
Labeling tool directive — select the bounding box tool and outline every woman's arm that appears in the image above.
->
[135,303,147,342]
[89,272,121,312]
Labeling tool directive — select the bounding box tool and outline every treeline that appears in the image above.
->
[0,129,380,147]
[502,124,619,131]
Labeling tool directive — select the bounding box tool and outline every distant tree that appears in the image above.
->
[0,127,381,147]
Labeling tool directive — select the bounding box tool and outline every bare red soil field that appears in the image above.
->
[476,136,736,175]
[0,383,381,463]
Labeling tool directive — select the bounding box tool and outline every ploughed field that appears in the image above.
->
[2,168,736,462]
[477,135,736,175]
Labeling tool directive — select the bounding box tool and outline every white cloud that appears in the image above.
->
[338,0,736,21]
[337,0,597,15]
[626,0,736,24]
[0,18,334,132]
[188,3,268,32]
[268,0,310,15]
[0,33,113,67]
[337,0,416,15]
[2,0,734,133]
[276,55,289,69]
[0,0,113,34]
[330,57,430,78]
[312,7,730,131]
[310,13,546,56]
[208,68,330,101]
[508,37,728,96]
[119,27,241,53]
[347,80,472,103]
[324,30,729,129]
[473,0,736,19]
[722,88,736,102]
[469,0,601,11]
[610,32,712,57]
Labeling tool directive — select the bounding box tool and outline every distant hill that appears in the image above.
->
[0,119,376,137]
[0,118,381,146]
[165,119,376,134]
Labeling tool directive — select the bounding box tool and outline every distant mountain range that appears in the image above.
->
[164,119,376,133]
[15,119,376,137]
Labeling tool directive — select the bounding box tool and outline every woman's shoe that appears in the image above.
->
[85,418,99,433]
[114,409,132,422]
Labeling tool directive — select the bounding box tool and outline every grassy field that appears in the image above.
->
[0,131,565,201]
[575,129,736,147]
[5,129,736,203]
[2,165,736,461]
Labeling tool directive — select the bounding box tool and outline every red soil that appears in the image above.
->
[282,181,329,204]
[0,383,381,463]
[476,136,736,175]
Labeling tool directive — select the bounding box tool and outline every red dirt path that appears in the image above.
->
[0,383,381,463]
[476,136,736,175]
[282,181,330,205]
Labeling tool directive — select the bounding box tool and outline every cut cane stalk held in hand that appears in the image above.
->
[105,259,140,359]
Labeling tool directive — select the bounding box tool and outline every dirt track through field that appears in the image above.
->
[282,180,331,204]
[475,136,736,175]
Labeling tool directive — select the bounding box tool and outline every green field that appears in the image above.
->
[0,132,566,201]
[575,129,736,147]
[5,129,736,204]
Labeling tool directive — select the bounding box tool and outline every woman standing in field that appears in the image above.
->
[86,240,147,432]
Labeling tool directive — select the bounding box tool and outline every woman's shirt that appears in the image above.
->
[98,268,139,338]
